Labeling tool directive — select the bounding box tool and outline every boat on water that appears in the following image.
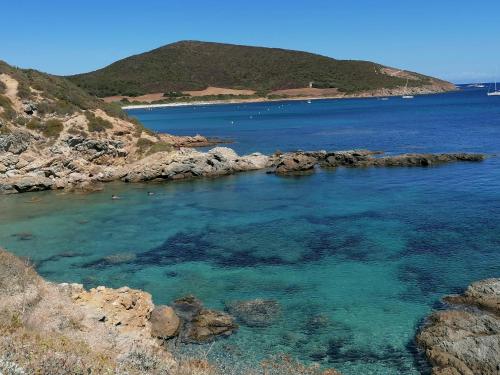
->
[468,83,486,88]
[402,78,414,99]
[488,80,500,96]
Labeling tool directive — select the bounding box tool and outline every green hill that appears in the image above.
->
[68,41,452,97]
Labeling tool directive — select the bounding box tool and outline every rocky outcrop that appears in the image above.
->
[270,150,485,174]
[274,153,317,175]
[0,130,32,154]
[1,146,487,194]
[0,175,54,193]
[417,279,500,375]
[225,299,281,327]
[172,295,238,342]
[122,147,269,182]
[72,285,154,334]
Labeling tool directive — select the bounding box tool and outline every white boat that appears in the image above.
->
[307,100,312,104]
[402,79,414,99]
[488,80,500,96]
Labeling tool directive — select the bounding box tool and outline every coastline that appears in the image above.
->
[121,86,458,110]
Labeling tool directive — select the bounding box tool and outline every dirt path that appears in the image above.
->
[0,73,22,111]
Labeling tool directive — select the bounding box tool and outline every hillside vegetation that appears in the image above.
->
[68,41,451,97]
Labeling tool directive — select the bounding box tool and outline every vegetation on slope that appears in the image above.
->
[0,60,136,122]
[68,41,445,97]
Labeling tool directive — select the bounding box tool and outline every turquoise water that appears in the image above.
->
[1,88,500,374]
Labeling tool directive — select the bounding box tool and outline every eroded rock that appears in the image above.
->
[172,295,238,343]
[73,285,154,333]
[417,278,500,375]
[150,305,181,339]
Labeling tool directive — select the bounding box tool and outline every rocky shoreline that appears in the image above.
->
[0,247,497,374]
[0,248,339,375]
[0,145,486,194]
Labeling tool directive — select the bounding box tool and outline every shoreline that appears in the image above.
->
[121,87,458,110]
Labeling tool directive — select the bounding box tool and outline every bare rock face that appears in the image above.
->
[185,309,238,342]
[150,305,181,339]
[0,131,32,154]
[122,147,270,183]
[274,152,317,174]
[417,278,500,375]
[172,295,238,343]
[73,285,154,333]
[0,175,54,193]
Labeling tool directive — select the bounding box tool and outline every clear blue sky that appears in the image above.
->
[2,0,499,83]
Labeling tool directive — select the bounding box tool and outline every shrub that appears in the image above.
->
[136,138,173,155]
[0,95,16,120]
[163,91,189,98]
[85,111,113,132]
[0,81,6,94]
[26,118,63,138]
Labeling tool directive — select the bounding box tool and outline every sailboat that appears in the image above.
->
[487,80,500,96]
[402,79,414,99]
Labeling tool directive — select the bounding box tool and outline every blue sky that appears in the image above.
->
[1,0,499,82]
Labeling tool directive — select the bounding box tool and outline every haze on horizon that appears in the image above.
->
[1,0,499,83]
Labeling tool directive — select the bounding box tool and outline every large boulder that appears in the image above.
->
[274,152,318,174]
[72,285,154,333]
[417,278,500,375]
[185,309,238,342]
[172,295,238,343]
[6,175,54,193]
[225,299,281,327]
[150,305,181,339]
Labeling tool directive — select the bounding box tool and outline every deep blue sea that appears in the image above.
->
[1,87,500,374]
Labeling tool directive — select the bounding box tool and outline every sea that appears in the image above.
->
[1,85,499,374]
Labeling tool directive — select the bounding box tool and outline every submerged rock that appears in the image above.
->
[226,299,281,327]
[417,278,500,375]
[172,295,204,320]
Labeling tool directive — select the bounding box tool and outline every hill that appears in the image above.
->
[0,60,214,193]
[68,41,454,98]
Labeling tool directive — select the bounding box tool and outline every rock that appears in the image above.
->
[73,286,154,333]
[22,100,38,115]
[444,278,500,314]
[0,131,31,154]
[185,309,238,342]
[172,295,204,320]
[150,305,181,339]
[417,278,500,375]
[8,176,54,193]
[226,299,281,327]
[274,152,318,174]
[173,295,238,342]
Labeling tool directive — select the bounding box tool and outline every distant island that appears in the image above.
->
[68,41,455,105]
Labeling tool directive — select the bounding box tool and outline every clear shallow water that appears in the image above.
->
[1,87,500,374]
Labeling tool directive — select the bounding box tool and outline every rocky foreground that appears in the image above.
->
[417,278,500,375]
[0,248,340,375]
